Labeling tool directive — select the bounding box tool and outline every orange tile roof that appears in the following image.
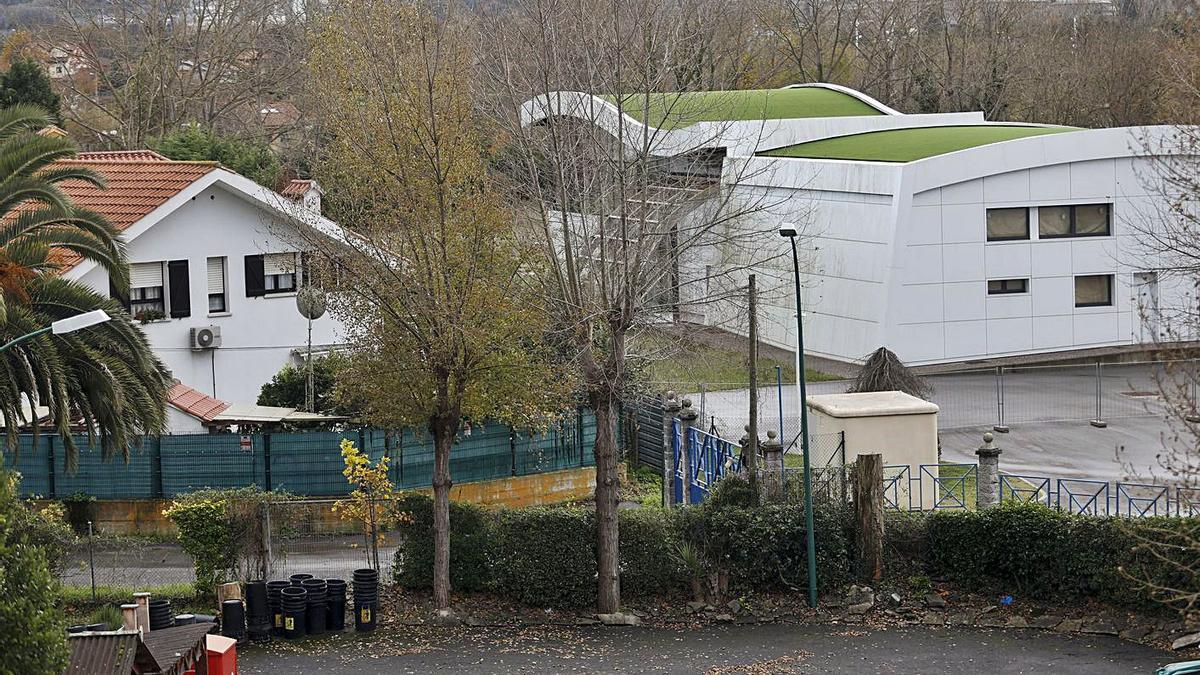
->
[280,179,312,198]
[167,381,229,421]
[48,155,218,270]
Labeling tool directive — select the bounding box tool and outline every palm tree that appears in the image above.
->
[0,105,169,468]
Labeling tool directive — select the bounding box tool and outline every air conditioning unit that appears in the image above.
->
[190,326,222,350]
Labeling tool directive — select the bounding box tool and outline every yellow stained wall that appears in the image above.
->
[36,465,609,537]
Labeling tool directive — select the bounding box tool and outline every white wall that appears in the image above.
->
[78,183,344,404]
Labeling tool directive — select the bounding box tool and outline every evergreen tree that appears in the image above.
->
[152,124,281,188]
[0,467,68,674]
[0,58,60,121]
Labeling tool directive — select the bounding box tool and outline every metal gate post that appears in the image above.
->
[1090,361,1108,428]
[994,366,1009,433]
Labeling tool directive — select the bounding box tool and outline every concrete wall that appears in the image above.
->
[76,182,344,407]
[41,466,604,536]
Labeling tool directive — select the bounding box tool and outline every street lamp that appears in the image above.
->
[0,309,111,353]
[779,225,818,608]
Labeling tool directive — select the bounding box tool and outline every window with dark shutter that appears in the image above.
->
[108,277,130,312]
[167,260,190,318]
[245,254,266,297]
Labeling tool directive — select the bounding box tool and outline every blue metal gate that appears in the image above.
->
[672,420,741,503]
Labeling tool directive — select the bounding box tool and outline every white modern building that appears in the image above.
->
[54,150,347,416]
[523,84,1190,366]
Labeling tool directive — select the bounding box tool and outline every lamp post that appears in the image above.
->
[0,309,111,353]
[779,226,817,608]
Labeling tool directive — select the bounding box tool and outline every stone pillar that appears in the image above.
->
[760,430,784,503]
[679,398,698,505]
[975,432,1001,508]
[663,391,681,506]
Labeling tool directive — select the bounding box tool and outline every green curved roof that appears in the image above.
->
[601,88,883,130]
[760,124,1078,163]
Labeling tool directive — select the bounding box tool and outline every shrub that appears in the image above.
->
[618,508,684,598]
[492,507,596,608]
[60,491,96,535]
[393,494,494,592]
[12,497,74,574]
[164,497,234,595]
[0,469,69,674]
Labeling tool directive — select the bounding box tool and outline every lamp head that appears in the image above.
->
[51,309,110,335]
[778,226,798,238]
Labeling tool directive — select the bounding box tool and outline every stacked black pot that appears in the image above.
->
[352,568,378,632]
[220,599,246,641]
[280,587,307,640]
[266,581,290,636]
[149,599,173,630]
[301,579,328,635]
[245,580,271,641]
[289,573,314,587]
[326,579,348,631]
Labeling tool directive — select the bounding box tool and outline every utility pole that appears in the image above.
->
[747,274,759,496]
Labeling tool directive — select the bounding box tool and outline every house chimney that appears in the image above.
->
[121,604,138,632]
[133,592,151,635]
[282,179,324,214]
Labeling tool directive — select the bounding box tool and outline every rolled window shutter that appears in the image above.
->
[129,262,163,288]
[167,260,190,318]
[263,252,295,276]
[207,257,225,294]
[244,255,265,297]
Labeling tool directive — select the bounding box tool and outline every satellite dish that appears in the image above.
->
[296,285,327,320]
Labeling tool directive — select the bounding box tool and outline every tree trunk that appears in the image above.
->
[853,453,884,583]
[432,414,456,612]
[592,392,621,614]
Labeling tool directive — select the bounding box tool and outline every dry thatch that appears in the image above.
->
[847,347,933,400]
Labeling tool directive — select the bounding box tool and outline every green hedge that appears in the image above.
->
[925,503,1200,609]
[392,490,851,607]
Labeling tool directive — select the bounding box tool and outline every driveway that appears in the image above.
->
[238,623,1176,674]
[691,363,1186,483]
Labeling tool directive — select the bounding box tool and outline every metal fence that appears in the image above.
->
[874,461,1195,518]
[4,411,597,499]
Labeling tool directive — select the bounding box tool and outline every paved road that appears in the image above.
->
[238,623,1176,674]
[692,363,1187,482]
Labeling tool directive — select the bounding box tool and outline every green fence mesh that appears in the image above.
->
[2,411,599,499]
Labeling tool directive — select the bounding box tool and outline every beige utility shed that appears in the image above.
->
[806,391,939,509]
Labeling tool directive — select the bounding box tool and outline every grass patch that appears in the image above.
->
[645,340,838,392]
[601,88,882,129]
[58,582,197,605]
[623,463,664,508]
[761,125,1078,163]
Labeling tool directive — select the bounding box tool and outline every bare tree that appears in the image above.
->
[479,0,786,613]
[47,0,308,148]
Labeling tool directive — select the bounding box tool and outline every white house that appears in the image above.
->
[55,150,348,416]
[522,84,1191,367]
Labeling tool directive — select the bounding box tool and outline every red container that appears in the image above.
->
[206,634,238,675]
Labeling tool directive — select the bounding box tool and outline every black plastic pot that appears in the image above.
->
[174,614,195,626]
[352,568,379,632]
[266,580,290,636]
[280,587,308,640]
[301,579,328,635]
[245,580,271,640]
[149,599,173,630]
[289,573,314,587]
[220,599,246,641]
[326,579,347,631]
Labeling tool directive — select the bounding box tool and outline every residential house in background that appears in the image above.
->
[53,150,346,424]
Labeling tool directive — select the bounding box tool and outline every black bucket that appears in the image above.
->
[220,599,246,641]
[266,580,290,636]
[352,568,379,632]
[174,614,195,626]
[289,573,314,587]
[302,579,328,635]
[149,599,173,630]
[245,580,271,640]
[326,579,347,631]
[280,587,307,640]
